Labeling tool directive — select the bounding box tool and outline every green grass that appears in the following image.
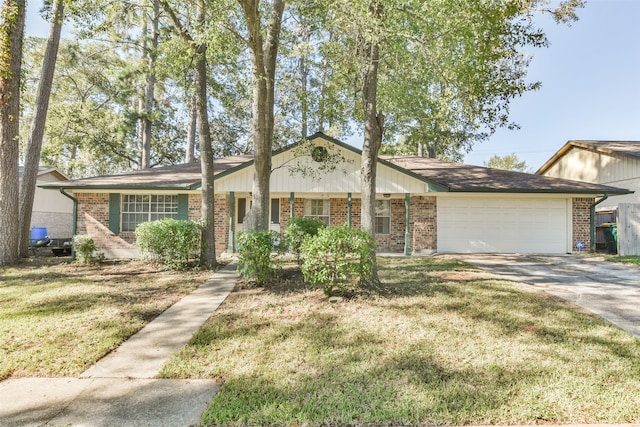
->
[607,255,640,265]
[0,259,211,380]
[160,257,640,426]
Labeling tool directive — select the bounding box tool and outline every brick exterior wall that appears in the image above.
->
[76,193,137,258]
[214,194,230,254]
[410,196,437,254]
[76,192,592,257]
[573,197,594,251]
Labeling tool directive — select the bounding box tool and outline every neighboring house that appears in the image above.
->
[20,166,74,239]
[537,140,640,208]
[536,140,640,254]
[41,133,630,258]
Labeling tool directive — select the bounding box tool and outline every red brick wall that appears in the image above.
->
[76,192,442,257]
[214,194,229,254]
[573,197,593,251]
[410,196,437,254]
[76,193,137,256]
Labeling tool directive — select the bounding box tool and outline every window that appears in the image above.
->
[375,200,391,234]
[271,198,280,224]
[237,198,247,223]
[121,195,178,232]
[304,199,330,224]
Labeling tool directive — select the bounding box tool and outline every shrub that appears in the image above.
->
[284,216,326,259]
[135,219,203,270]
[72,235,96,263]
[237,230,280,285]
[300,225,376,296]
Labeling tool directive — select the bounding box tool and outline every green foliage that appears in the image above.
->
[484,153,532,173]
[135,219,202,270]
[300,225,375,296]
[72,234,96,263]
[237,230,281,285]
[284,216,326,259]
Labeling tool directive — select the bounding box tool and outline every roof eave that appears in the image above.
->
[39,184,199,191]
[447,188,633,195]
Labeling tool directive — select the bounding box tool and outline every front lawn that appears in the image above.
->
[0,259,212,380]
[161,257,640,426]
[607,255,640,265]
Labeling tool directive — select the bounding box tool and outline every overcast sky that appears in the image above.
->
[26,1,640,171]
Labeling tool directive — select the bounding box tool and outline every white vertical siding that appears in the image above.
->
[215,140,428,194]
[543,147,640,186]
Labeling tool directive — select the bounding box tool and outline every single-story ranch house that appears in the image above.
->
[41,133,631,258]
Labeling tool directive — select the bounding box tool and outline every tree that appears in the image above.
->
[236,0,285,231]
[0,0,26,266]
[484,153,532,173]
[139,0,160,169]
[161,0,218,269]
[18,0,65,258]
[319,0,583,282]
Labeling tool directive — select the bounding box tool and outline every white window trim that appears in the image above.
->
[375,199,391,235]
[121,194,178,232]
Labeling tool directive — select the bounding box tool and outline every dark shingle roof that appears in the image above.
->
[41,155,253,190]
[383,155,631,195]
[40,133,631,196]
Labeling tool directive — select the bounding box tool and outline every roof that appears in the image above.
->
[383,155,631,195]
[537,140,640,175]
[40,155,252,190]
[40,134,631,196]
[19,165,69,181]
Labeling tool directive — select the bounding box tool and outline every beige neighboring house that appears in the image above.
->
[537,141,640,208]
[537,141,640,254]
[41,133,631,259]
[21,166,74,238]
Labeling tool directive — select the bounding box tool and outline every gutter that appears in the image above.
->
[60,189,77,259]
[589,193,609,252]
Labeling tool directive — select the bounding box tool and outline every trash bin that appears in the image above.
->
[600,223,618,254]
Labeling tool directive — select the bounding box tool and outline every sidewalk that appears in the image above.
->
[0,263,237,427]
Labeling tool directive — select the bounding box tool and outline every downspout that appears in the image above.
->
[228,192,235,252]
[589,193,608,252]
[60,189,77,259]
[347,193,352,228]
[404,193,411,256]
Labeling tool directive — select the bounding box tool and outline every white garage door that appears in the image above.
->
[437,197,569,254]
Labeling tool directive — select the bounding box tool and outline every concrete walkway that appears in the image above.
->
[458,254,640,338]
[0,263,237,427]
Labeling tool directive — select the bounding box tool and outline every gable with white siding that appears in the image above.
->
[215,135,431,195]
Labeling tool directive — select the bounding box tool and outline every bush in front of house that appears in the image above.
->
[135,219,203,270]
[72,234,97,263]
[300,225,376,296]
[283,216,326,260]
[237,230,281,285]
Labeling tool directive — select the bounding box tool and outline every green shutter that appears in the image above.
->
[109,193,121,234]
[177,194,189,220]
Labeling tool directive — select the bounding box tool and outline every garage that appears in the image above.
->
[437,196,570,254]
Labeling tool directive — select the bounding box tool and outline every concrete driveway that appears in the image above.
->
[457,254,640,338]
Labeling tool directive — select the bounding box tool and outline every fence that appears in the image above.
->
[618,203,640,256]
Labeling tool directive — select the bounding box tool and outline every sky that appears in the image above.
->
[25,0,640,171]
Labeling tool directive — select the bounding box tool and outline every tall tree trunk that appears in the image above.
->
[140,0,159,169]
[360,0,384,285]
[18,0,64,258]
[185,86,197,163]
[238,0,284,231]
[0,0,26,266]
[195,45,217,268]
[161,0,217,268]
